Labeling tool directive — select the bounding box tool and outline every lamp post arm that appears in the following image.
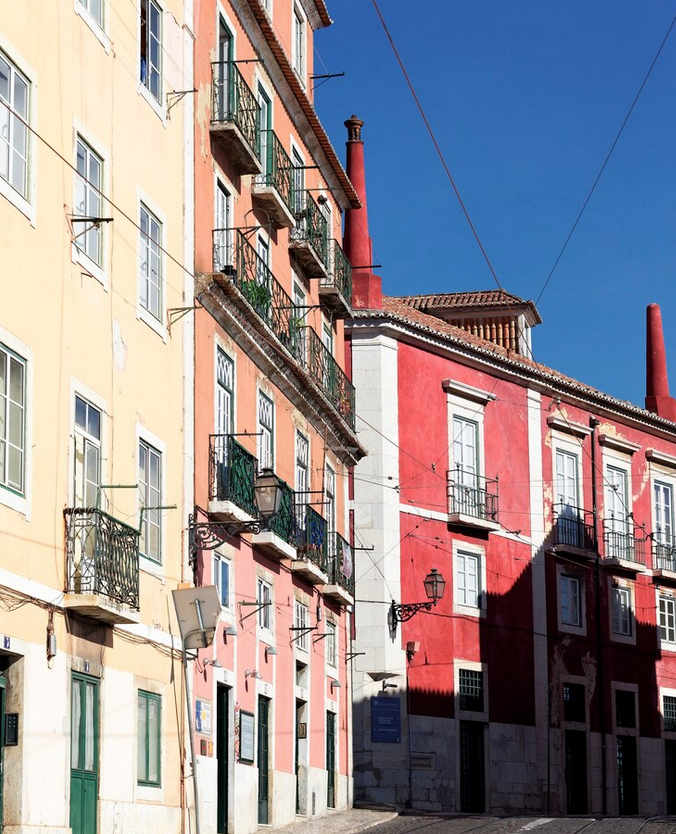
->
[390,599,435,623]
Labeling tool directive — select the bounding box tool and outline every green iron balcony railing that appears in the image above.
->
[267,479,297,546]
[603,517,645,565]
[322,239,353,306]
[306,328,355,430]
[328,532,354,596]
[211,61,260,159]
[64,508,140,609]
[254,130,295,216]
[290,191,329,269]
[209,434,258,517]
[296,503,328,574]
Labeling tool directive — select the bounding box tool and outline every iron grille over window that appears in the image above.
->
[665,696,676,732]
[615,689,636,729]
[459,669,483,712]
[563,682,586,723]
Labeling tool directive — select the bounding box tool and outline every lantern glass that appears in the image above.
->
[254,469,283,519]
[423,568,445,603]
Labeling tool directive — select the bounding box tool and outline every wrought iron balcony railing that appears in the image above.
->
[290,191,329,269]
[211,61,260,159]
[327,532,355,595]
[653,533,676,571]
[209,434,258,517]
[296,503,328,574]
[447,469,499,523]
[306,328,355,429]
[553,503,595,551]
[267,479,297,545]
[320,239,353,310]
[603,518,645,565]
[64,508,140,609]
[254,130,295,215]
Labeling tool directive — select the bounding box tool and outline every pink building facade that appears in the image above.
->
[347,120,676,815]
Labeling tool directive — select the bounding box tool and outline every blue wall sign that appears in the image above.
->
[371,696,401,743]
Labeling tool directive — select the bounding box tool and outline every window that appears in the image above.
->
[295,430,309,526]
[137,690,161,786]
[661,595,676,645]
[257,577,272,630]
[292,282,307,363]
[292,147,305,216]
[74,395,101,507]
[555,448,579,508]
[139,203,162,322]
[140,0,161,102]
[655,480,674,545]
[453,416,478,487]
[326,620,337,667]
[214,552,230,608]
[257,85,271,177]
[294,600,309,650]
[615,689,636,729]
[456,550,481,609]
[0,51,29,199]
[257,392,274,470]
[214,182,231,271]
[292,7,305,82]
[563,682,586,723]
[139,440,161,562]
[458,669,483,712]
[561,574,582,628]
[78,0,103,28]
[0,344,25,495]
[612,585,633,637]
[664,695,676,732]
[75,137,103,266]
[325,464,336,558]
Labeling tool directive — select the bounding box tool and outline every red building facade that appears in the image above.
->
[347,120,676,815]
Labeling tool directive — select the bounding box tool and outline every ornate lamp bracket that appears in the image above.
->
[390,599,436,624]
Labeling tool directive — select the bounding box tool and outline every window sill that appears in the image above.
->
[74,2,111,52]
[0,484,29,519]
[140,555,165,581]
[453,603,486,619]
[73,245,108,290]
[138,82,167,124]
[610,630,636,646]
[0,177,35,225]
[138,305,167,341]
[559,622,586,637]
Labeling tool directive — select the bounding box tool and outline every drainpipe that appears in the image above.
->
[590,417,607,814]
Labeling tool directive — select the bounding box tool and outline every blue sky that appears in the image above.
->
[314,1,676,409]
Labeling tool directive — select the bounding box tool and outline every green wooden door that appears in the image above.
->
[257,696,269,825]
[216,686,228,834]
[70,674,99,834]
[326,711,336,809]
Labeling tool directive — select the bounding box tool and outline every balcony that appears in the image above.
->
[551,503,595,557]
[291,504,329,584]
[447,470,500,531]
[209,434,258,522]
[319,240,353,318]
[653,535,676,582]
[251,130,296,228]
[306,328,355,430]
[64,508,140,625]
[210,61,262,175]
[252,479,297,561]
[602,519,646,573]
[323,532,354,605]
[289,192,329,279]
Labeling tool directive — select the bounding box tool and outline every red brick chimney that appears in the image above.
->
[344,115,382,310]
[646,303,676,421]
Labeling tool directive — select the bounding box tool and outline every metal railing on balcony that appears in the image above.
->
[327,532,354,595]
[552,503,595,551]
[306,328,355,429]
[209,434,258,517]
[603,518,645,565]
[322,239,353,304]
[296,503,328,574]
[267,479,297,545]
[254,130,295,215]
[290,191,329,269]
[211,61,260,158]
[447,469,499,522]
[653,533,676,571]
[64,508,140,608]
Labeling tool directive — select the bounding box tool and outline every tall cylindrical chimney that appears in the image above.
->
[344,116,382,310]
[646,303,676,421]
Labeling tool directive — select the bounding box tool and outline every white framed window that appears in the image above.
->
[453,415,478,489]
[660,593,676,646]
[295,429,309,525]
[74,136,103,266]
[662,690,676,734]
[139,203,162,323]
[292,6,306,84]
[213,551,231,609]
[655,480,674,544]
[292,281,307,364]
[140,0,162,102]
[0,50,29,200]
[325,619,337,667]
[454,660,488,720]
[257,391,274,470]
[0,343,25,496]
[611,583,634,642]
[294,600,309,651]
[74,395,101,508]
[139,439,162,562]
[78,0,104,29]
[453,542,486,617]
[555,448,579,508]
[292,146,305,216]
[257,577,272,631]
[215,347,234,436]
[561,574,582,628]
[213,181,231,271]
[325,463,335,532]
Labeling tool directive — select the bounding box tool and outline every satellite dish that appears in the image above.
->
[172,586,221,650]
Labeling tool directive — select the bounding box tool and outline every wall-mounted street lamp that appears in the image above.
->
[390,569,446,631]
[189,469,285,558]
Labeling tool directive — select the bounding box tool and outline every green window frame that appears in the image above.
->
[137,690,161,786]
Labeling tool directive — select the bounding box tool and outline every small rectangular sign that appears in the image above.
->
[195,699,212,736]
[240,711,255,763]
[371,696,401,743]
[297,722,307,739]
[4,713,18,746]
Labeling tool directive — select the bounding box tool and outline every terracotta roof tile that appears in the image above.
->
[397,289,542,324]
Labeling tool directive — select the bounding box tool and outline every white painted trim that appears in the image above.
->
[598,434,640,455]
[136,0,168,123]
[0,325,33,519]
[608,577,636,646]
[73,0,111,52]
[442,378,496,404]
[135,422,168,574]
[556,565,586,636]
[454,659,488,721]
[68,377,109,508]
[135,190,169,340]
[559,674,589,729]
[452,540,486,618]
[656,588,676,654]
[660,686,676,738]
[610,680,640,735]
[547,415,592,438]
[647,448,676,469]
